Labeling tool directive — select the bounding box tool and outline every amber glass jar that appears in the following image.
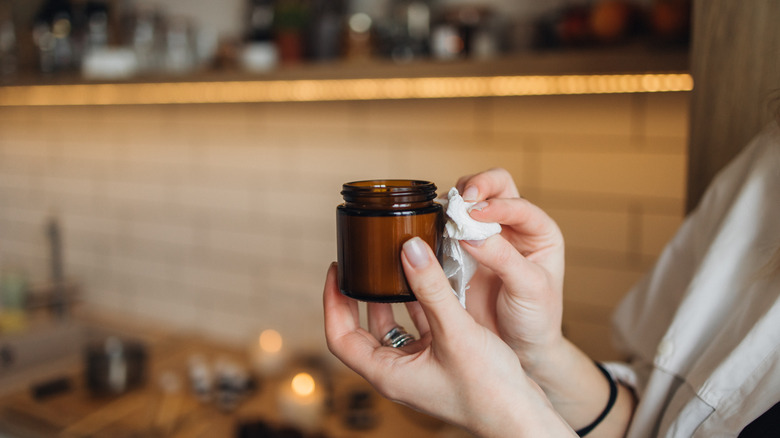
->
[337,180,443,302]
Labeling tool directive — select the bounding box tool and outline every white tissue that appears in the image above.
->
[439,187,502,307]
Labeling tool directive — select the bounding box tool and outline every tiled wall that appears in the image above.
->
[0,91,689,360]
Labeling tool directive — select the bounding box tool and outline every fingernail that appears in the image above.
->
[468,201,488,212]
[462,239,485,247]
[462,185,478,202]
[403,237,430,269]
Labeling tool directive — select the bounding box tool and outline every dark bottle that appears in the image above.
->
[337,180,443,302]
[245,0,274,42]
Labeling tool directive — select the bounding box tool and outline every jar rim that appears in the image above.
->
[341,180,438,203]
[342,179,436,192]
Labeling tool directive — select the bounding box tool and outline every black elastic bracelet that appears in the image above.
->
[576,362,618,437]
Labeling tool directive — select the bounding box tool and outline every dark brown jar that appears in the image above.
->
[337,180,443,302]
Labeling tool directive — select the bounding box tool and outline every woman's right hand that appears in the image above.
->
[453,170,636,436]
[453,168,567,372]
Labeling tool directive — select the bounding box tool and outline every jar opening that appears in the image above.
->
[341,180,437,202]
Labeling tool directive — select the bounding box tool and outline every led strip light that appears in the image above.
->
[0,73,692,106]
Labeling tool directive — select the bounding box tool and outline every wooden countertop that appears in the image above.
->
[0,315,469,438]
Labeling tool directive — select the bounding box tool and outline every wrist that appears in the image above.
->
[514,332,571,386]
[463,376,575,438]
[516,339,635,435]
[574,362,618,436]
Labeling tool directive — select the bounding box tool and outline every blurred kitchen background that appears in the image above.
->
[0,0,696,436]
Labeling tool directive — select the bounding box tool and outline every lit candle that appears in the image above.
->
[277,372,325,432]
[250,329,287,377]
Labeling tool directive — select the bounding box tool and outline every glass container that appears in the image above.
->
[337,180,442,302]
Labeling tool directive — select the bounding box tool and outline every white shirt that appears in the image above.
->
[606,122,780,437]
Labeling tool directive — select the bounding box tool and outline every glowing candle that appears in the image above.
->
[250,329,286,377]
[277,372,325,432]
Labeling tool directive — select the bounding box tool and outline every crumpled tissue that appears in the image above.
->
[439,187,502,307]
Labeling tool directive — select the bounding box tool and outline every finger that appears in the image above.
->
[462,268,501,333]
[323,263,383,375]
[401,237,470,337]
[461,235,553,302]
[404,300,431,336]
[468,198,561,244]
[323,263,360,336]
[456,168,520,201]
[455,173,475,194]
[367,302,397,340]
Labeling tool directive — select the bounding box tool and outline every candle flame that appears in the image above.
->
[259,329,282,353]
[291,372,316,397]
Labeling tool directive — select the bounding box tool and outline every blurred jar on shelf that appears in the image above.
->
[241,0,277,71]
[164,16,197,74]
[0,4,16,79]
[375,0,431,63]
[122,4,165,74]
[307,0,344,62]
[344,10,372,61]
[431,5,501,60]
[32,0,112,74]
[273,0,309,64]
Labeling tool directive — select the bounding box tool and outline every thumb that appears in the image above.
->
[401,237,469,338]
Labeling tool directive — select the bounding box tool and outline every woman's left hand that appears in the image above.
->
[324,237,575,438]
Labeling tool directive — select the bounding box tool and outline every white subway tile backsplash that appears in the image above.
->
[111,253,175,283]
[643,92,691,138]
[200,143,286,174]
[0,171,31,192]
[130,293,200,332]
[0,92,690,358]
[366,99,479,133]
[0,239,49,277]
[562,318,622,361]
[0,217,45,247]
[129,219,196,247]
[62,212,119,239]
[197,307,260,346]
[97,105,169,127]
[564,264,645,307]
[296,137,397,179]
[261,101,358,130]
[540,150,686,199]
[1,205,49,226]
[97,180,172,206]
[403,145,527,192]
[549,207,631,254]
[175,184,251,213]
[640,135,688,154]
[491,94,634,137]
[207,227,290,262]
[41,175,96,199]
[293,236,337,270]
[533,132,637,153]
[87,289,134,317]
[640,212,685,257]
[178,264,254,301]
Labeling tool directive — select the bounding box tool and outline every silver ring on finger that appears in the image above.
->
[381,325,416,348]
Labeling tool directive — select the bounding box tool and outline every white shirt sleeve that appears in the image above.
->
[607,122,780,437]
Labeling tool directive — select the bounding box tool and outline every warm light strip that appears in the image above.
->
[0,73,692,106]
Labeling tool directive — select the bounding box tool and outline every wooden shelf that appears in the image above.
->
[0,48,690,105]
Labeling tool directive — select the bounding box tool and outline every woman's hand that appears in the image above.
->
[453,169,636,436]
[324,237,575,438]
[453,168,566,370]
